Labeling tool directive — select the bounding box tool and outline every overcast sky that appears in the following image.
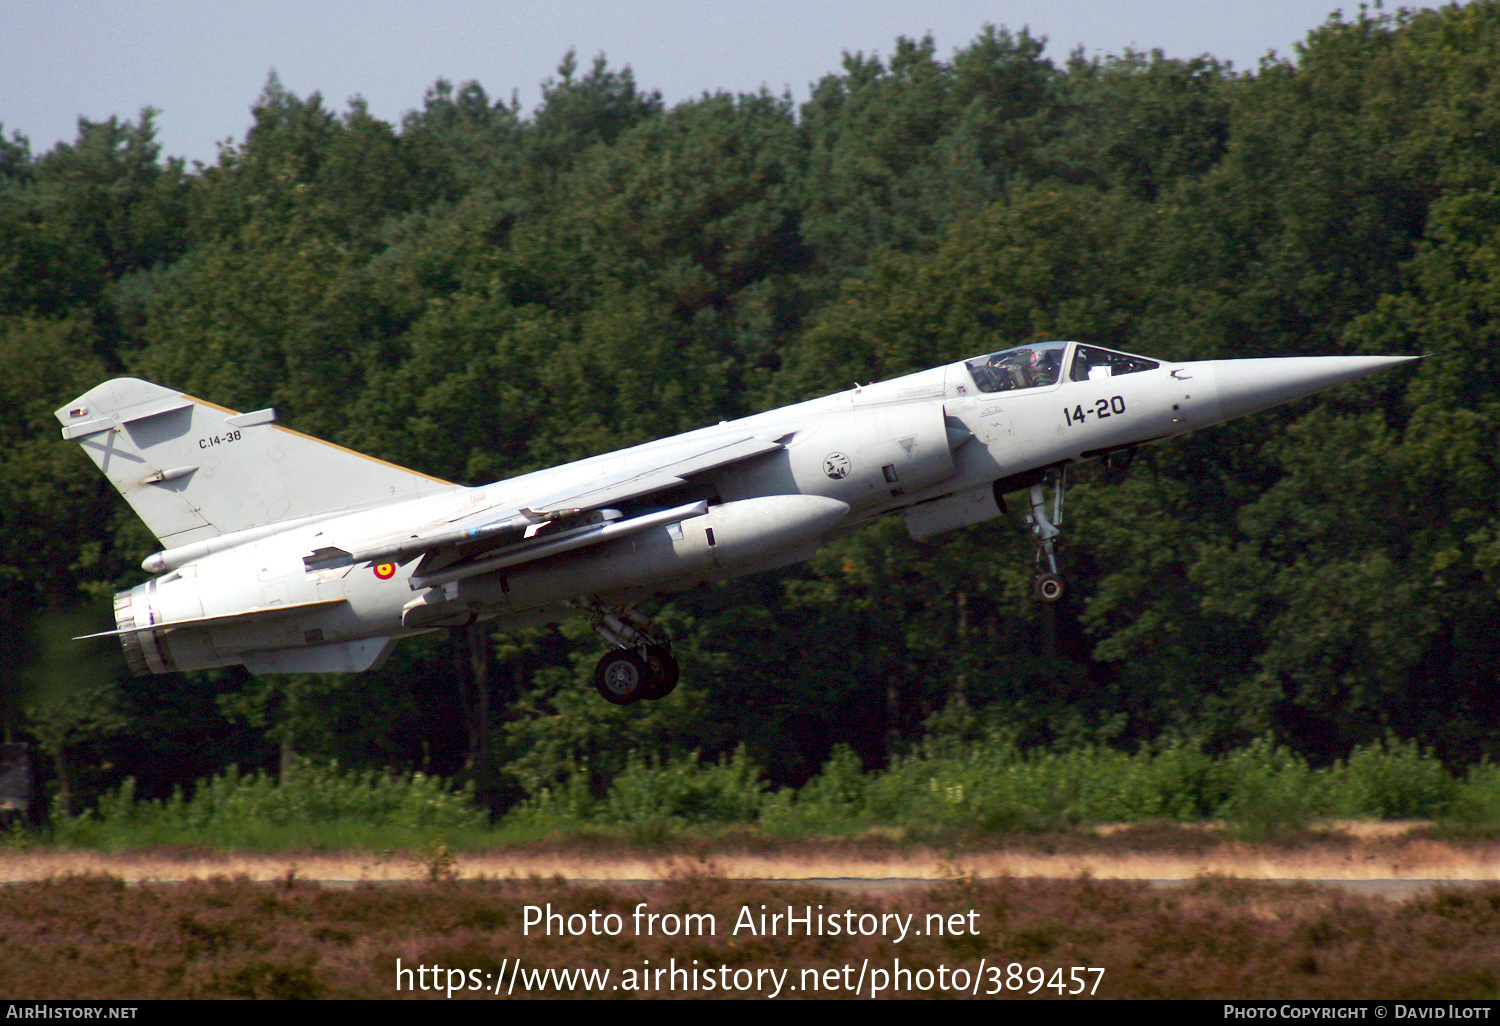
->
[3,1,1374,166]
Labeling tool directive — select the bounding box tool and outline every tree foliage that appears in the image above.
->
[6,8,1500,812]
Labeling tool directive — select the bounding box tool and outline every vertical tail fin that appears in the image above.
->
[57,378,450,548]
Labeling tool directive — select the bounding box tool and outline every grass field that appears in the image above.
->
[3,828,1500,1000]
[2,872,1497,999]
[3,820,1498,884]
[12,747,1500,1000]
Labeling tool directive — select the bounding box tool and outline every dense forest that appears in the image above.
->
[3,4,1500,817]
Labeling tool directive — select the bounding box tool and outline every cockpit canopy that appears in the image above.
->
[965,342,1160,394]
[965,341,1067,392]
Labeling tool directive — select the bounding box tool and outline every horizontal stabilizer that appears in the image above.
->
[74,597,346,640]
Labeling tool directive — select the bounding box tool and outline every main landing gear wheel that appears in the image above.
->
[643,644,679,698]
[594,650,653,705]
[586,602,678,703]
[1032,572,1066,604]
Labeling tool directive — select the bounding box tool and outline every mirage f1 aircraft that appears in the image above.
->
[59,342,1414,705]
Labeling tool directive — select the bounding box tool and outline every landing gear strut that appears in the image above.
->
[588,603,679,705]
[1026,469,1067,604]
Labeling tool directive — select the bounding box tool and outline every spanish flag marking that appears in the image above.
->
[374,563,396,580]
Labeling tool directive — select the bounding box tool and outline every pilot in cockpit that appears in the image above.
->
[967,341,1068,393]
[983,348,1031,390]
[992,347,1059,389]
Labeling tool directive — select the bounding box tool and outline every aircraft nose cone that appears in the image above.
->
[1183,355,1419,427]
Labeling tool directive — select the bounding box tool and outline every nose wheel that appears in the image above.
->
[1031,572,1065,603]
[1026,470,1067,605]
[588,603,679,704]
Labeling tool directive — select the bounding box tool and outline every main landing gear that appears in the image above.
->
[589,604,679,705]
[1027,469,1067,605]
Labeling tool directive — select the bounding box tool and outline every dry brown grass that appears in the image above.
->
[1,823,1495,885]
[4,829,1496,1000]
[1,873,1498,999]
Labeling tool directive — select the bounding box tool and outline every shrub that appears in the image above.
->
[1213,738,1326,839]
[1329,738,1456,819]
[601,748,768,826]
[54,759,486,850]
[761,745,871,835]
[1439,762,1500,831]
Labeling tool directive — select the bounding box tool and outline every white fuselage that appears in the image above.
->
[111,348,1411,675]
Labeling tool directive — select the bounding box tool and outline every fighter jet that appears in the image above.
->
[57,342,1415,705]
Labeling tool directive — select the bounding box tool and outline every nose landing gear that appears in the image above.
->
[588,603,679,705]
[1026,469,1067,605]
